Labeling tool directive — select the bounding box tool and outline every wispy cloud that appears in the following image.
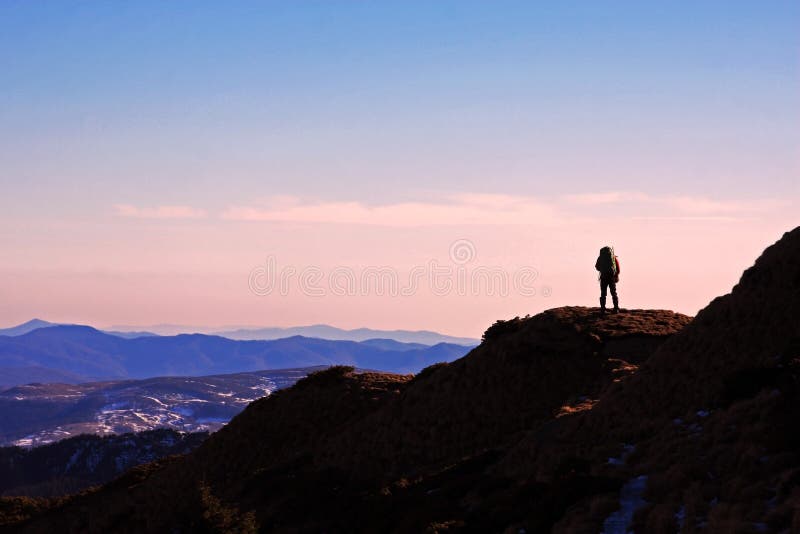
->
[220,191,789,226]
[659,195,757,215]
[114,204,208,219]
[562,191,650,205]
[630,215,742,221]
[220,194,565,227]
[113,192,790,226]
[562,191,787,218]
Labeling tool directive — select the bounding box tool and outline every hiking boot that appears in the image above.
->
[613,307,620,314]
[600,307,606,317]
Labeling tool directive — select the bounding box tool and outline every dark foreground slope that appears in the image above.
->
[498,226,800,532]
[4,226,798,533]
[1,307,688,533]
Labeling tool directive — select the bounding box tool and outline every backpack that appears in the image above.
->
[597,246,617,275]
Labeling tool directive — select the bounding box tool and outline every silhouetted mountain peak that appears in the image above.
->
[606,225,800,415]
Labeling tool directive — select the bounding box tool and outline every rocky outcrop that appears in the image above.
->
[318,306,690,481]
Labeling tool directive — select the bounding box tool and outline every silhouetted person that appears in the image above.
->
[595,246,620,315]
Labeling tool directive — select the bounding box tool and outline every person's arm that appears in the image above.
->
[615,256,621,274]
[595,257,601,271]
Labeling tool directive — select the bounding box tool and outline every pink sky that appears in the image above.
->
[1,192,795,337]
[2,3,797,338]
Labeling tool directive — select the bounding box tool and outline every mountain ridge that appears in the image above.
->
[108,323,480,345]
[0,320,478,346]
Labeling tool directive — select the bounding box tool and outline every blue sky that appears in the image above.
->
[0,2,797,332]
[2,1,797,206]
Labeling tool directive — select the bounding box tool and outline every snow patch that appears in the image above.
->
[602,475,648,534]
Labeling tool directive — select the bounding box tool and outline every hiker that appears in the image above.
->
[595,246,620,315]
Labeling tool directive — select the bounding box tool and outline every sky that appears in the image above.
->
[0,1,798,337]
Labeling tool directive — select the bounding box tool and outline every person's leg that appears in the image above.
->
[610,281,619,311]
[600,279,608,312]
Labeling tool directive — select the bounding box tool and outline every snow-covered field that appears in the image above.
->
[1,368,316,447]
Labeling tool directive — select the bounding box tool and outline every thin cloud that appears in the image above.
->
[114,204,207,219]
[106,191,786,227]
[562,191,650,205]
[563,191,787,218]
[220,191,790,227]
[220,194,566,227]
[661,195,755,215]
[630,216,744,222]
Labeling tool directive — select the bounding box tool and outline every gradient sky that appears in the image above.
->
[1,1,798,336]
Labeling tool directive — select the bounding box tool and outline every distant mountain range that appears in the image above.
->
[0,319,160,340]
[107,322,480,345]
[1,319,478,345]
[0,324,474,388]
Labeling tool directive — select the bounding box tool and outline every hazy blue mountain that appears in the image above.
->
[0,319,57,337]
[358,338,429,351]
[0,325,475,387]
[0,319,160,341]
[104,324,208,336]
[105,322,479,345]
[5,318,478,347]
[212,324,479,345]
[0,366,88,388]
[102,330,159,339]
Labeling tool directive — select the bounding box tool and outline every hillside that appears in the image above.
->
[0,308,688,532]
[0,429,206,497]
[3,226,797,533]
